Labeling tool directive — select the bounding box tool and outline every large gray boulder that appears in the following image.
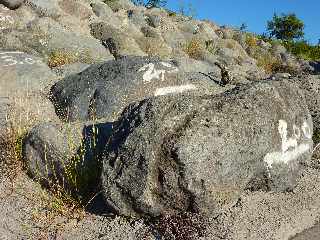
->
[0,51,56,96]
[0,0,23,10]
[101,80,313,218]
[90,22,145,56]
[0,51,59,141]
[50,56,222,122]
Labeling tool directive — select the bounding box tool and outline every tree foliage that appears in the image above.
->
[267,13,304,41]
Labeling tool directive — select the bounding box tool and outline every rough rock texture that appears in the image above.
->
[101,80,313,218]
[25,0,62,18]
[0,51,57,96]
[1,0,320,238]
[289,75,320,134]
[90,22,146,57]
[50,56,224,122]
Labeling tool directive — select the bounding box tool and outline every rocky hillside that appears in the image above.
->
[1,0,320,239]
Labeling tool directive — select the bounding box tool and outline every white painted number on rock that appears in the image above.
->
[0,52,42,67]
[264,119,312,170]
[138,62,178,83]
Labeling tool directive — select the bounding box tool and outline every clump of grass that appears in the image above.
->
[205,39,218,55]
[47,50,77,68]
[140,37,172,58]
[184,38,205,60]
[0,95,88,237]
[256,53,282,74]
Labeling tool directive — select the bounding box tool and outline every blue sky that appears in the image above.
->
[166,0,319,45]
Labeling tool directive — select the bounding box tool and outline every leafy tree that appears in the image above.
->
[267,13,304,41]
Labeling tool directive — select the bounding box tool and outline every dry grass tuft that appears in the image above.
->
[0,94,87,237]
[47,50,77,68]
[245,33,258,48]
[184,38,205,60]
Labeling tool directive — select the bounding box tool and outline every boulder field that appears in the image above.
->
[1,0,320,239]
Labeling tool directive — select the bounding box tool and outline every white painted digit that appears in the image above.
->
[278,120,298,153]
[302,121,312,139]
[293,124,301,139]
[138,62,179,83]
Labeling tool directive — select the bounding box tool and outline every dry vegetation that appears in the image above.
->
[0,94,88,238]
[184,38,205,60]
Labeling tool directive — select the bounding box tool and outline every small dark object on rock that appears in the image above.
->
[214,62,231,86]
[101,38,122,60]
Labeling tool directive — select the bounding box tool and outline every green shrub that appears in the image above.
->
[282,40,320,61]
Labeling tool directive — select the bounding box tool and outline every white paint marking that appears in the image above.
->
[0,51,24,55]
[264,143,310,169]
[154,84,197,96]
[302,121,312,139]
[293,124,301,139]
[278,119,298,152]
[138,62,179,83]
[264,119,312,170]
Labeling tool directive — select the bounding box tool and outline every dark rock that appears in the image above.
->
[101,80,313,218]
[50,56,220,122]
[309,61,320,74]
[289,75,320,136]
[0,0,23,10]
